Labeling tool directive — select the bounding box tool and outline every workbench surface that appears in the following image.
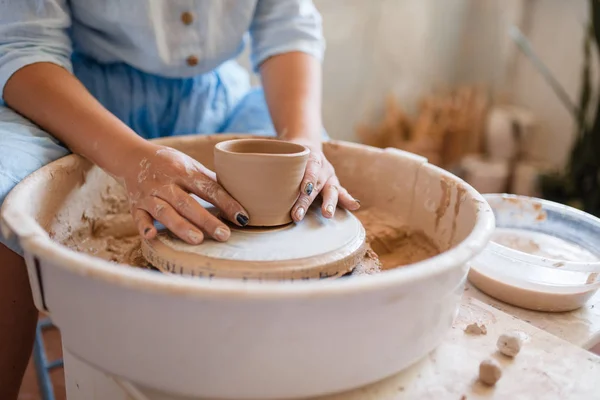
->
[320,297,600,400]
[465,282,600,349]
[67,286,600,400]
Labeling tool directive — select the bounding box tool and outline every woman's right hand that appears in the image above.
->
[2,62,246,246]
[118,143,249,245]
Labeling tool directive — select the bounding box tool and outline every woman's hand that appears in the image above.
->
[258,52,358,220]
[119,143,249,245]
[287,138,361,222]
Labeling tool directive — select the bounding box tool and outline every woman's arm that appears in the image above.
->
[260,51,322,146]
[251,0,360,220]
[5,63,146,174]
[259,52,361,221]
[4,63,249,243]
[1,1,247,243]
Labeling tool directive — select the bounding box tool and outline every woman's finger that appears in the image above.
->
[292,168,332,222]
[133,208,156,239]
[299,152,322,198]
[320,178,340,218]
[140,197,205,245]
[154,185,231,242]
[337,185,361,211]
[182,172,250,227]
[292,188,320,222]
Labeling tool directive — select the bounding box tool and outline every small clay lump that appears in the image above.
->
[479,358,502,386]
[497,332,522,357]
[465,322,487,335]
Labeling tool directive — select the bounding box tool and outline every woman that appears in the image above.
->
[0,1,359,397]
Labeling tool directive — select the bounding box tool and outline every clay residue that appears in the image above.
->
[435,178,452,230]
[493,196,547,223]
[449,183,467,245]
[58,194,439,276]
[60,187,151,268]
[464,322,487,335]
[351,248,383,276]
[492,228,599,262]
[354,208,440,270]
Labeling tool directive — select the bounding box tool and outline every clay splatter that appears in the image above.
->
[435,178,451,230]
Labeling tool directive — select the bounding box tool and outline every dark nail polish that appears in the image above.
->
[236,213,249,226]
[305,182,314,196]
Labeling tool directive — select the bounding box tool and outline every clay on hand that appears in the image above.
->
[120,144,249,245]
[496,332,522,357]
[478,358,502,386]
[287,139,361,221]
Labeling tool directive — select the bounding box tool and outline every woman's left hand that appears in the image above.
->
[287,138,361,222]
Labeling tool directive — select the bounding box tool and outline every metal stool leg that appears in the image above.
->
[32,318,64,400]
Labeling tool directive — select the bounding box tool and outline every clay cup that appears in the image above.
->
[214,138,310,227]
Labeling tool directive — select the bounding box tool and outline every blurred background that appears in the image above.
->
[239,0,599,216]
[17,2,600,398]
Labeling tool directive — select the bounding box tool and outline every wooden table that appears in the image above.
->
[465,282,600,350]
[316,285,600,399]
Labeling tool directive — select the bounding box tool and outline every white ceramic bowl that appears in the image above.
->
[469,194,600,312]
[1,135,494,399]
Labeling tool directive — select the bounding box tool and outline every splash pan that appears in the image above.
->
[1,135,493,399]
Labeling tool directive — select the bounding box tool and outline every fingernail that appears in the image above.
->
[143,227,151,237]
[305,182,314,196]
[214,227,230,241]
[296,207,305,220]
[355,199,361,206]
[188,230,203,244]
[325,204,335,216]
[236,213,249,226]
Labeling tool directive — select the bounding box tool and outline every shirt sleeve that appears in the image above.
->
[249,0,325,72]
[0,0,73,100]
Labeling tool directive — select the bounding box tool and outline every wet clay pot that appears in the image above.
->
[214,138,310,227]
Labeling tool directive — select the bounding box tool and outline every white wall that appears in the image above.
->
[240,0,589,168]
[314,0,528,142]
[316,0,472,142]
[317,0,590,169]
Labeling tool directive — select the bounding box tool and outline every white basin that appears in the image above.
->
[1,134,494,399]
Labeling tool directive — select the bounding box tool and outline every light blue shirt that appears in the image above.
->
[0,0,325,99]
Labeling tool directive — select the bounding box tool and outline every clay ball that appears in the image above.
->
[497,332,522,357]
[479,358,502,386]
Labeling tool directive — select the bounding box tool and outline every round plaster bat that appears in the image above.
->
[142,203,367,281]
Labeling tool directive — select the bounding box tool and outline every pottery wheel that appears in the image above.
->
[141,202,367,281]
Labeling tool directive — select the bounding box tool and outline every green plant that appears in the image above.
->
[513,1,600,216]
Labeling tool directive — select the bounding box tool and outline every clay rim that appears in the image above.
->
[1,135,496,300]
[214,138,310,158]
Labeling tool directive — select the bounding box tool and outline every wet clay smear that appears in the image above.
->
[354,209,440,270]
[57,187,151,268]
[57,192,439,276]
